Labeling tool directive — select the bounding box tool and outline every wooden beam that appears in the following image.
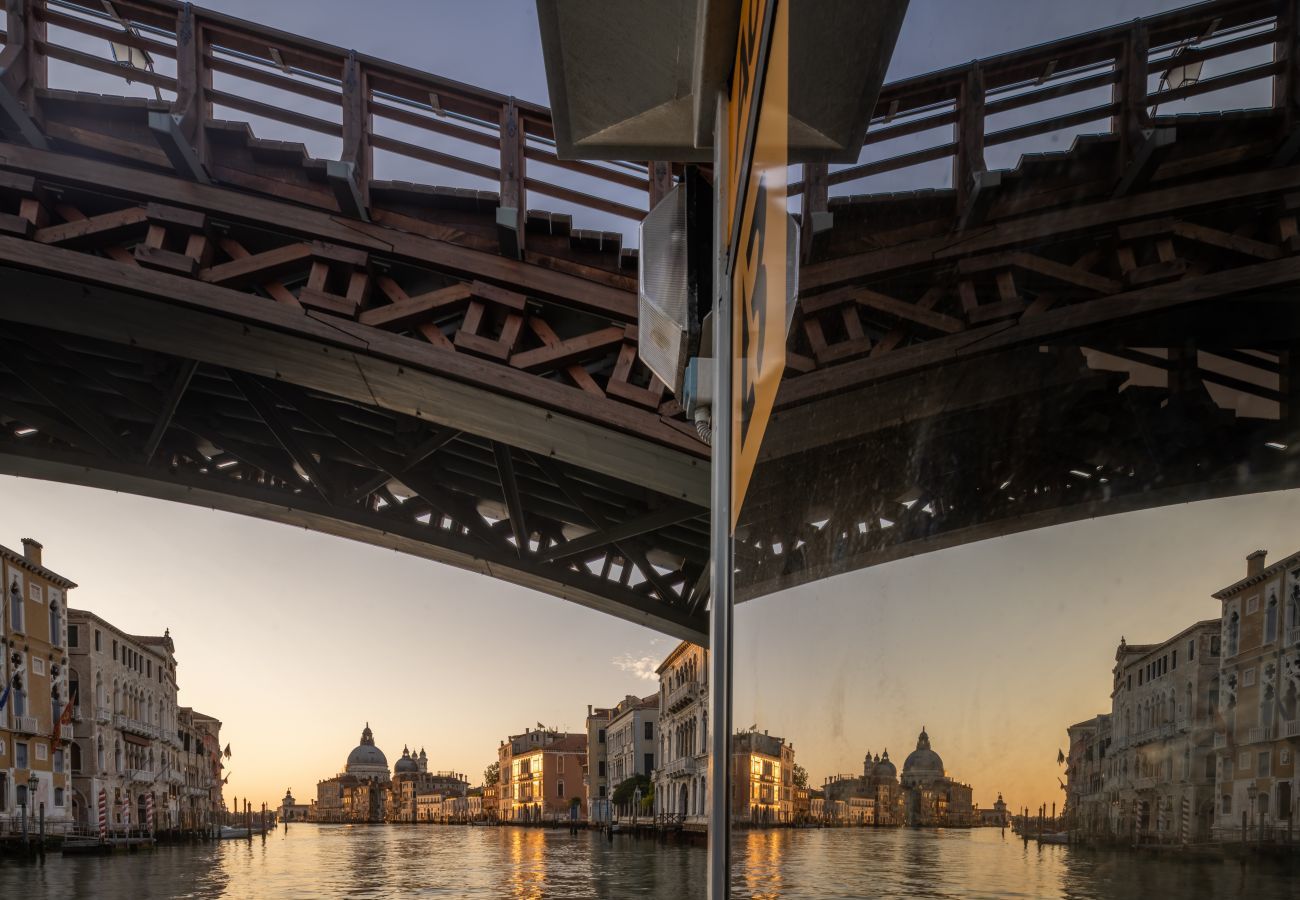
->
[648,161,674,210]
[143,359,197,463]
[0,338,133,460]
[227,370,337,504]
[492,441,529,554]
[535,501,703,564]
[958,251,1121,295]
[0,0,48,150]
[510,326,626,372]
[344,425,460,502]
[800,162,830,263]
[359,281,472,329]
[148,111,211,185]
[200,242,312,287]
[35,206,148,246]
[498,100,526,258]
[954,63,987,212]
[531,453,686,603]
[0,143,638,319]
[338,50,372,216]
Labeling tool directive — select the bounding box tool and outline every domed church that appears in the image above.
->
[345,723,391,780]
[900,727,974,827]
[315,723,392,823]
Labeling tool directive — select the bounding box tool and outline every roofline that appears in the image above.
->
[1211,549,1300,599]
[1115,618,1220,664]
[1,543,78,589]
[68,607,172,659]
[654,640,695,675]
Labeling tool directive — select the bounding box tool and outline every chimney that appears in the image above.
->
[1247,549,1267,577]
[21,538,42,567]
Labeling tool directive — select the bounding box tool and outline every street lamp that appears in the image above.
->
[23,773,38,851]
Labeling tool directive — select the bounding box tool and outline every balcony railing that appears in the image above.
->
[666,681,701,714]
[114,714,159,740]
[60,724,74,740]
[1287,626,1300,648]
[129,769,153,783]
[14,715,40,734]
[94,706,111,725]
[1281,719,1300,739]
[1246,726,1267,744]
[1214,733,1228,749]
[1133,775,1159,790]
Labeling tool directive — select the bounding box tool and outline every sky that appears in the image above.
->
[1,0,1278,813]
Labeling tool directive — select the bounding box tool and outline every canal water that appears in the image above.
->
[2,825,1298,899]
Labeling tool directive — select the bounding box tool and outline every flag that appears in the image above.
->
[0,681,10,713]
[223,743,232,758]
[1057,748,1065,766]
[53,690,76,748]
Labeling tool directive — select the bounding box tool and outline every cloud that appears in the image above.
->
[613,654,659,682]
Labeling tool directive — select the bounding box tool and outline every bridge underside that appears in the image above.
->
[3,0,1300,635]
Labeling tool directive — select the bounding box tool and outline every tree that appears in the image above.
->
[612,774,653,809]
[484,761,500,787]
[792,763,808,789]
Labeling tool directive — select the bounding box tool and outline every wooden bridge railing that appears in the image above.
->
[0,0,661,254]
[794,0,1291,236]
[0,0,1295,243]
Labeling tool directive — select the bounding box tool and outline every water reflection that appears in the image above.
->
[1,825,1299,898]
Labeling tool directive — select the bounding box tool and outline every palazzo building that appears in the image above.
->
[497,726,587,822]
[1,539,74,827]
[653,641,709,826]
[586,693,657,820]
[731,730,795,825]
[67,607,183,831]
[1211,549,1300,838]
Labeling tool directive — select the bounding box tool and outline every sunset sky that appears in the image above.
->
[1,0,1267,814]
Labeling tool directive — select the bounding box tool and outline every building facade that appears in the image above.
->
[2,539,75,828]
[590,693,657,819]
[653,641,709,826]
[67,607,184,832]
[731,730,795,825]
[1105,619,1222,842]
[1064,714,1111,836]
[1212,549,1300,840]
[823,749,903,826]
[497,727,587,823]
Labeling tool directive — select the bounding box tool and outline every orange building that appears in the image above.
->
[498,727,587,823]
[2,538,76,826]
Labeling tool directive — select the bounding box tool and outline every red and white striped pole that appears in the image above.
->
[98,789,107,841]
[146,792,155,837]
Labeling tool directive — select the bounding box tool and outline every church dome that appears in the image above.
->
[873,749,897,780]
[902,727,944,781]
[345,723,390,777]
[394,745,418,774]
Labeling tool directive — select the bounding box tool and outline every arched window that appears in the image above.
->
[49,602,61,648]
[1266,595,1278,643]
[71,741,83,773]
[114,741,122,773]
[97,736,105,772]
[1228,611,1239,656]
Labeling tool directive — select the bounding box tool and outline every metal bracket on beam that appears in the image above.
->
[496,206,523,259]
[148,112,211,185]
[1113,127,1175,199]
[326,159,369,222]
[957,169,1001,232]
[0,83,48,150]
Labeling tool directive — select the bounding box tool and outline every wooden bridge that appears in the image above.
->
[1,0,1298,639]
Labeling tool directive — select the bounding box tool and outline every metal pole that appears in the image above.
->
[707,87,733,900]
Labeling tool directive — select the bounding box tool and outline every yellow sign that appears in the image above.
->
[730,0,788,523]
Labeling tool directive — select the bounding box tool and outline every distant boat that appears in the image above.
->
[1037,832,1069,845]
[219,826,258,839]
